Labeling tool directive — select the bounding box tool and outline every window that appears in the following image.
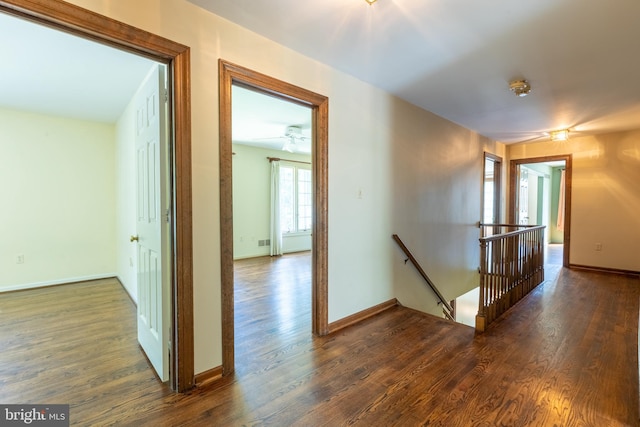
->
[279,164,312,233]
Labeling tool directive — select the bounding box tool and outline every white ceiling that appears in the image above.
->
[0,12,155,123]
[190,0,640,143]
[232,85,312,154]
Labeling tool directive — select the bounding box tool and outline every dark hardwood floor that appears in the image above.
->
[0,279,174,425]
[0,253,638,426]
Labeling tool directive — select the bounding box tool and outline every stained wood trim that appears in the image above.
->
[267,156,311,165]
[218,60,235,377]
[328,299,399,334]
[0,0,194,392]
[509,154,572,268]
[219,60,329,376]
[0,0,184,59]
[172,48,195,393]
[194,366,224,389]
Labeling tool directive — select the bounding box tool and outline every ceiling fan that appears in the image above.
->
[253,125,310,153]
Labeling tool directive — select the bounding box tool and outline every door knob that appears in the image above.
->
[130,235,139,242]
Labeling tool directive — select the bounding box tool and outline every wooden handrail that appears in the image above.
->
[476,224,545,332]
[480,226,543,242]
[479,223,539,239]
[479,223,538,228]
[392,234,454,320]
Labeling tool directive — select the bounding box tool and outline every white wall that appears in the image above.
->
[509,131,640,272]
[0,108,117,290]
[64,0,506,373]
[232,143,312,259]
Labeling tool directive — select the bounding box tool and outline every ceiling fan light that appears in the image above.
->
[550,129,569,141]
[509,79,531,97]
[285,125,302,138]
[282,137,295,153]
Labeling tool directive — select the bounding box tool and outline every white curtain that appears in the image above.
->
[270,160,283,256]
[556,169,566,231]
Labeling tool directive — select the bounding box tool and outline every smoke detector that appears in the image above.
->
[509,79,532,97]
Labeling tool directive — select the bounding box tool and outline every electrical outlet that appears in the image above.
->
[595,243,602,251]
[16,254,25,264]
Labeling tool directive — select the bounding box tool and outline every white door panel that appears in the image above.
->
[135,64,169,381]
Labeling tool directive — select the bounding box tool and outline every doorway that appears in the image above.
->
[230,84,314,370]
[230,85,313,259]
[0,0,194,392]
[482,153,502,225]
[509,155,572,268]
[219,60,329,375]
[455,152,504,328]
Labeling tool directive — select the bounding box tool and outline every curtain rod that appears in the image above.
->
[267,156,311,165]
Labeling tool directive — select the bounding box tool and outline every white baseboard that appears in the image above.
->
[0,273,117,293]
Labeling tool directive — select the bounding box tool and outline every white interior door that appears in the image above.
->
[135,64,170,381]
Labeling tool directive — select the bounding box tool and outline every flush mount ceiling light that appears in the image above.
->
[509,79,532,97]
[365,0,378,4]
[550,129,570,141]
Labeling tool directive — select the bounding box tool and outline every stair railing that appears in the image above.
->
[392,234,454,321]
[476,223,545,331]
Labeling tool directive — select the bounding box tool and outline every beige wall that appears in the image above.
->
[231,143,312,259]
[509,131,640,271]
[389,100,505,315]
[64,0,505,374]
[0,108,116,290]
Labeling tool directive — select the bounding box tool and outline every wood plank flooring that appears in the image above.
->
[0,254,638,426]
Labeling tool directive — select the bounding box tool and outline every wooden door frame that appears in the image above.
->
[219,60,329,376]
[0,0,194,392]
[509,155,572,267]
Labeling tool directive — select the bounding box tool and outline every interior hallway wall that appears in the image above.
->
[390,100,504,317]
[509,130,640,272]
[65,0,506,373]
[0,108,116,291]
